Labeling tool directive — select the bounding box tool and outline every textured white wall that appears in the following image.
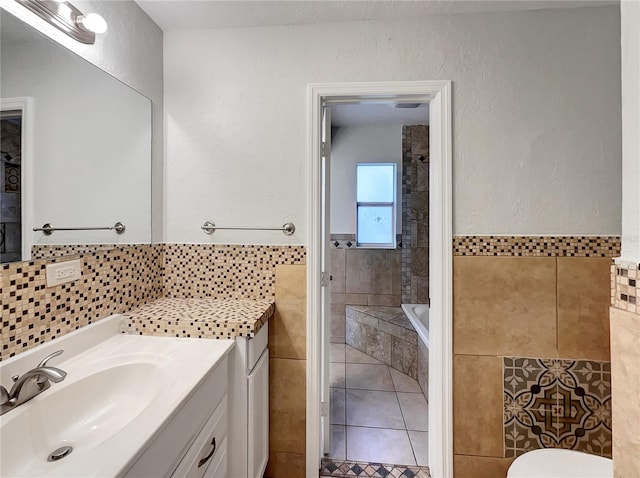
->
[2,37,151,245]
[164,6,621,244]
[0,0,164,241]
[621,1,640,261]
[330,124,404,235]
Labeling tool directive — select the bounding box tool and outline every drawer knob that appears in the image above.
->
[197,437,216,468]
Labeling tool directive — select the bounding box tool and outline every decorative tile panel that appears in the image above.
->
[454,236,621,257]
[503,357,612,459]
[612,261,640,314]
[4,165,21,192]
[321,459,431,478]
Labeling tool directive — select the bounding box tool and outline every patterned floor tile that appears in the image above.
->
[320,460,431,478]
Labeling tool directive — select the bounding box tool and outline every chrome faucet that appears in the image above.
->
[0,350,67,416]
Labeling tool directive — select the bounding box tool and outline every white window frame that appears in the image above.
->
[355,162,397,249]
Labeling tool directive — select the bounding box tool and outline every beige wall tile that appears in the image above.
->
[391,249,402,295]
[270,358,306,455]
[453,355,504,457]
[610,307,640,477]
[454,256,557,357]
[330,303,346,339]
[367,294,402,306]
[271,265,307,359]
[454,455,514,478]
[330,292,369,307]
[264,451,306,478]
[557,258,611,360]
[330,248,346,293]
[345,249,392,294]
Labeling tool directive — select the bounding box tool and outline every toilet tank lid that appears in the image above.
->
[507,449,612,478]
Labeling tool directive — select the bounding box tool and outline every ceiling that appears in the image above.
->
[135,0,617,32]
[330,103,428,127]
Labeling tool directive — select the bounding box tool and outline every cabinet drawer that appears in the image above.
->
[247,323,268,372]
[172,396,228,478]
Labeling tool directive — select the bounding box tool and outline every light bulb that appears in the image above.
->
[77,13,107,34]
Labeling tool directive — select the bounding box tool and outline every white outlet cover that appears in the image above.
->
[46,259,82,287]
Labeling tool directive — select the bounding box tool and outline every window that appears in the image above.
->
[356,163,396,248]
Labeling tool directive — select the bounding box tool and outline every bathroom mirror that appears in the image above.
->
[0,9,152,264]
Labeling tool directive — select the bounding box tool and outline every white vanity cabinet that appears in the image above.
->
[228,324,269,478]
[123,355,229,478]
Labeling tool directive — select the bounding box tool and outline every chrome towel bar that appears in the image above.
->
[201,221,295,236]
[33,222,126,236]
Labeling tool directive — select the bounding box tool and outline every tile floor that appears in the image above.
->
[329,343,428,466]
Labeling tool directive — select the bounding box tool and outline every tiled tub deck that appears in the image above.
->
[345,306,419,379]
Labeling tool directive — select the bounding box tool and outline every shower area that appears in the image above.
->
[327,116,430,469]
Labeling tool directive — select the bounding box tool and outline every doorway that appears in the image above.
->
[325,103,429,468]
[307,81,453,478]
[0,110,23,262]
[1,97,32,263]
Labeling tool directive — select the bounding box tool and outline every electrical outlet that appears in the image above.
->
[46,259,82,287]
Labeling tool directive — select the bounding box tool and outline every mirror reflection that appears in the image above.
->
[0,10,152,265]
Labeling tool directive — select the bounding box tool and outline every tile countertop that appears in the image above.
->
[122,297,275,339]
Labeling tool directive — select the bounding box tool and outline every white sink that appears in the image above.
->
[0,316,235,477]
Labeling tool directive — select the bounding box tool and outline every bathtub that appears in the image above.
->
[401,303,429,348]
[401,303,430,399]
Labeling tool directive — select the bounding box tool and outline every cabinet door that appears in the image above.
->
[247,349,269,478]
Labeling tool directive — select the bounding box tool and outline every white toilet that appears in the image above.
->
[507,449,613,478]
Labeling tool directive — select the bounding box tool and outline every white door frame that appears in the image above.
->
[306,81,453,478]
[1,97,34,262]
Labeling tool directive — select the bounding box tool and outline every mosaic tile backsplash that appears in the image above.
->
[503,357,612,459]
[454,236,621,257]
[1,245,163,360]
[31,244,126,260]
[611,261,639,314]
[1,243,306,360]
[163,243,306,299]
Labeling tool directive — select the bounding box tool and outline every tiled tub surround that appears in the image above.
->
[122,297,275,339]
[1,244,163,360]
[401,125,429,305]
[329,244,401,344]
[503,357,612,458]
[346,305,419,379]
[453,235,618,477]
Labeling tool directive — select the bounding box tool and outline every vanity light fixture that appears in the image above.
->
[76,12,108,34]
[17,0,107,44]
